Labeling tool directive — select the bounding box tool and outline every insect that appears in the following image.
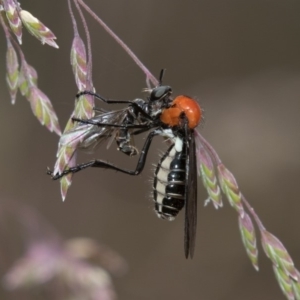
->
[48,70,203,258]
[58,105,143,157]
[59,71,172,157]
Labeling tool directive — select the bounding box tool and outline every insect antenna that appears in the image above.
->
[158,69,166,86]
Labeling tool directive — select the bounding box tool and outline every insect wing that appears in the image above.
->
[60,109,129,152]
[83,109,129,151]
[184,130,198,259]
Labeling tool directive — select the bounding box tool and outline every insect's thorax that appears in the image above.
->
[160,95,202,129]
[153,138,186,221]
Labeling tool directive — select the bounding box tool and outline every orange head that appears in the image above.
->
[160,95,202,129]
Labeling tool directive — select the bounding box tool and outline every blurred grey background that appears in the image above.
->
[1,0,300,299]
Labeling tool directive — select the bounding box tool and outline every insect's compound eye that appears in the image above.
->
[150,85,172,101]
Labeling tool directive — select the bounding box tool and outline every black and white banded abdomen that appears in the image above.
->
[153,143,186,221]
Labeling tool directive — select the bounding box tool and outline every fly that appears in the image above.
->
[59,99,148,156]
[48,70,203,258]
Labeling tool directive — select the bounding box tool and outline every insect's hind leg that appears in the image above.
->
[48,130,159,180]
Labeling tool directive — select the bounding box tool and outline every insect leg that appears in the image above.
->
[76,90,134,105]
[77,91,152,120]
[48,130,160,179]
[115,128,138,156]
[72,117,152,129]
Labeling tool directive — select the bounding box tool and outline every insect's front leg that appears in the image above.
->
[77,90,153,121]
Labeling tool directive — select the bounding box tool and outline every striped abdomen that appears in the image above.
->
[153,144,186,221]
